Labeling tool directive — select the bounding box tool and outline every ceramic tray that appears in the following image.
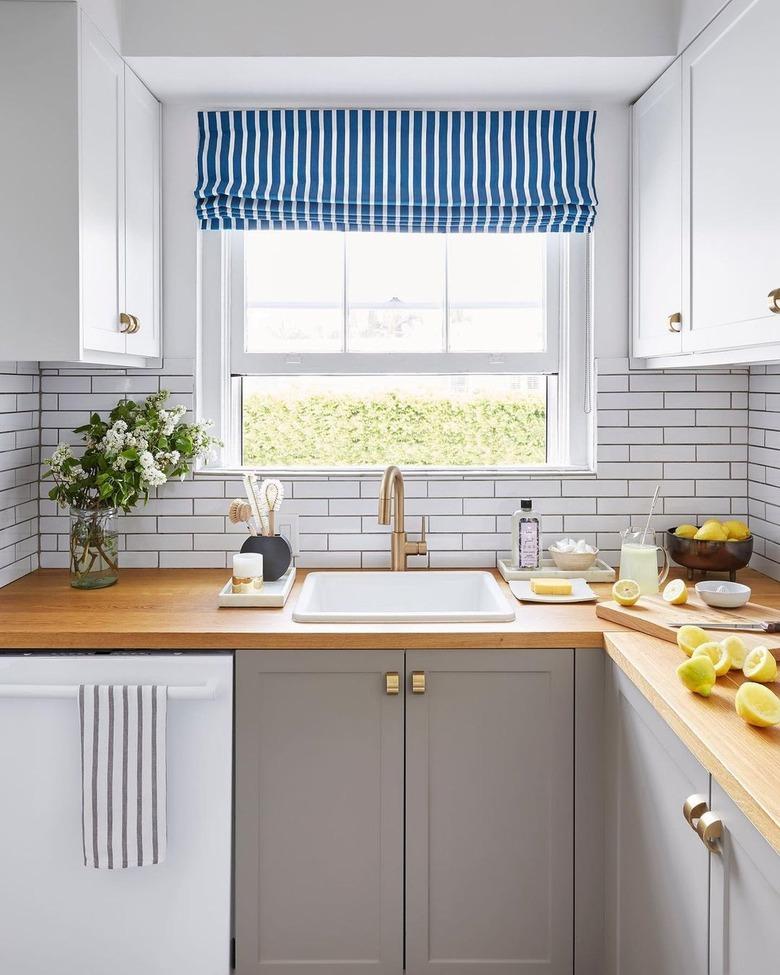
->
[498,558,615,583]
[509,578,598,604]
[218,565,296,607]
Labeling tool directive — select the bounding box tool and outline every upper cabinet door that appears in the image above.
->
[683,0,780,353]
[79,14,125,355]
[405,650,574,975]
[708,781,780,975]
[124,67,161,359]
[632,59,684,358]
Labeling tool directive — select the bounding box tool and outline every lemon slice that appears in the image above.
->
[735,682,780,727]
[613,579,640,607]
[662,579,688,605]
[720,635,748,671]
[692,641,731,677]
[743,646,778,683]
[676,624,710,658]
[677,656,716,697]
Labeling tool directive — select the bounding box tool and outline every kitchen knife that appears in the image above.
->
[668,621,780,633]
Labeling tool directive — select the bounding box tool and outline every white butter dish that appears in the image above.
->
[218,565,296,607]
[509,578,597,604]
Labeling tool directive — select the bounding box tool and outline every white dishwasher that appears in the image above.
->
[0,652,233,975]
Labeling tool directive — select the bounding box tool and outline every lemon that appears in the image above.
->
[721,635,748,671]
[722,519,750,541]
[662,579,689,605]
[693,641,732,677]
[694,522,728,542]
[676,624,710,657]
[613,579,640,607]
[675,524,698,539]
[743,646,778,683]
[677,656,717,697]
[701,519,722,528]
[735,682,780,727]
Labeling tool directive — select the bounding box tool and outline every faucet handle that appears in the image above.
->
[417,516,428,556]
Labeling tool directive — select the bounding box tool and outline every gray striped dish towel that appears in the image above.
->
[78,685,167,869]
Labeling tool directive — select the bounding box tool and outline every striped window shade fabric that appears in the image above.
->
[195,109,597,232]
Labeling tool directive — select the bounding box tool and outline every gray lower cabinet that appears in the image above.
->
[605,664,710,975]
[405,650,574,975]
[709,782,780,974]
[234,651,405,975]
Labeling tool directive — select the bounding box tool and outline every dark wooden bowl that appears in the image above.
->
[664,528,753,581]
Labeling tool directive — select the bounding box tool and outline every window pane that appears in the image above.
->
[242,375,546,467]
[447,235,546,353]
[244,231,343,352]
[346,234,445,352]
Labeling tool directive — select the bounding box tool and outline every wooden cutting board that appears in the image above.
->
[596,591,780,657]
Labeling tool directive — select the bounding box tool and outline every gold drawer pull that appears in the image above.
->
[410,671,426,694]
[385,672,400,696]
[769,288,780,314]
[119,313,141,334]
[696,810,723,852]
[667,312,682,333]
[683,793,709,830]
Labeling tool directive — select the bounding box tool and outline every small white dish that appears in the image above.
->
[548,548,599,572]
[509,578,597,604]
[695,580,751,609]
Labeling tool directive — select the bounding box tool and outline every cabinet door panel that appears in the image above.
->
[124,67,160,358]
[605,664,709,975]
[683,0,780,353]
[709,781,780,975]
[234,651,403,975]
[79,14,124,355]
[632,60,683,359]
[405,650,574,975]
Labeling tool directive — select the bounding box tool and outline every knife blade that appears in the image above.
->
[668,620,780,633]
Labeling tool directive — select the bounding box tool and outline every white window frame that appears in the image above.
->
[198,230,595,475]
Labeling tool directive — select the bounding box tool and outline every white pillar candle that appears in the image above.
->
[232,552,263,593]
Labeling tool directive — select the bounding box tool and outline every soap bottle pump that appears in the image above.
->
[511,499,541,570]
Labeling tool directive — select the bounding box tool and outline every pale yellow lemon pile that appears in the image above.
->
[675,519,750,542]
[675,622,780,727]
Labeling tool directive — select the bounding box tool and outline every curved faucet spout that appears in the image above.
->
[378,465,404,527]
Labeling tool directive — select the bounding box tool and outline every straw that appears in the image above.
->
[641,484,661,545]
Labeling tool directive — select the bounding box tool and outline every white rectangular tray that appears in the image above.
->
[218,566,296,607]
[498,558,615,583]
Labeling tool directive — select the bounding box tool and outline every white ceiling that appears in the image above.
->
[128,56,674,106]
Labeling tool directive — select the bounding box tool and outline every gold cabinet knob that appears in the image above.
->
[385,672,400,696]
[119,312,134,333]
[129,314,140,333]
[683,793,709,830]
[410,671,426,694]
[667,312,682,333]
[769,288,780,314]
[696,810,723,852]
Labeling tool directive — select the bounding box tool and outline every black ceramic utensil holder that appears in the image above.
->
[240,534,292,582]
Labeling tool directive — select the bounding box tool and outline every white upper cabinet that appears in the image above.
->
[683,0,780,355]
[0,5,160,365]
[631,59,683,359]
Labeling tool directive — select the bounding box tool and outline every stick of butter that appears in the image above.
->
[530,578,573,596]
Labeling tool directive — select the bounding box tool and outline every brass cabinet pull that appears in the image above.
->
[385,672,400,696]
[683,794,709,831]
[667,312,682,333]
[696,810,724,852]
[410,671,426,694]
[769,288,780,314]
[129,314,140,333]
[119,312,134,333]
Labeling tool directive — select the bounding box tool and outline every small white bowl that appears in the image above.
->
[549,548,598,572]
[695,580,751,609]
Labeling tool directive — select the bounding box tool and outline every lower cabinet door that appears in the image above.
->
[234,651,404,975]
[405,650,574,974]
[605,664,710,975]
[709,781,780,975]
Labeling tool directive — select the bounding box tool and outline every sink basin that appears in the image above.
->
[292,571,515,623]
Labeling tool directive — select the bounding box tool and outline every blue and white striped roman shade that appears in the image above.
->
[195,109,597,233]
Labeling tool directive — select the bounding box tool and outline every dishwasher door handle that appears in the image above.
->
[0,680,220,701]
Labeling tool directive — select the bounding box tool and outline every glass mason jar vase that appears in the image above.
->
[69,506,119,589]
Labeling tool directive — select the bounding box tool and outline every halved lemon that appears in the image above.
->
[612,579,640,607]
[662,579,688,605]
[677,656,717,697]
[692,641,731,677]
[720,635,748,671]
[735,682,780,727]
[743,646,778,683]
[676,624,710,658]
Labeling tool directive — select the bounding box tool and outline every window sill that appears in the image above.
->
[198,464,598,480]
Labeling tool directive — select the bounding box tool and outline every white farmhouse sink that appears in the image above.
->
[292,571,515,623]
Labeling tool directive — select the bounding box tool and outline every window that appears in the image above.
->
[203,229,593,471]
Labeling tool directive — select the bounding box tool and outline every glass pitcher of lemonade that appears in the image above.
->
[619,527,670,595]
